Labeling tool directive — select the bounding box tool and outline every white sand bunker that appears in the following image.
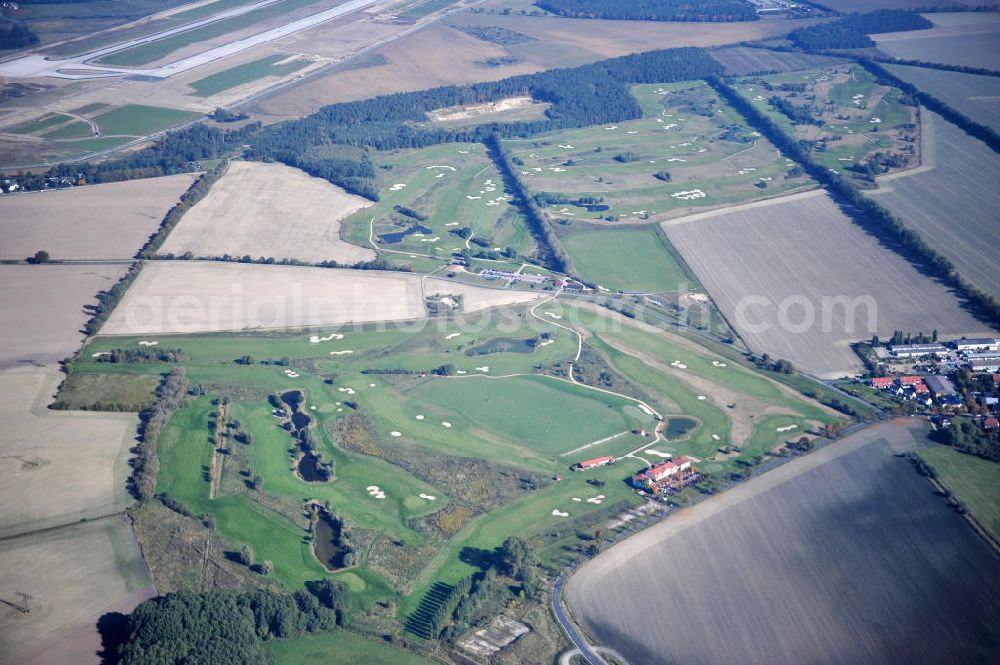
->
[419,493,436,501]
[552,509,570,517]
[587,494,606,504]
[441,421,452,428]
[390,431,402,437]
[389,183,406,191]
[545,312,562,320]
[539,339,554,347]
[367,485,386,499]
[475,366,490,372]
[138,340,159,346]
[310,332,344,343]
[369,383,376,387]
[415,414,425,420]
[670,360,688,369]
[666,158,686,163]
[711,360,727,367]
[646,450,672,458]
[329,350,354,355]
[426,165,456,171]
[445,332,460,340]
[776,424,799,433]
[91,351,110,358]
[445,222,458,227]
[712,434,721,441]
[283,369,300,378]
[638,404,654,416]
[672,189,706,201]
[572,497,582,502]
[337,387,356,395]
[697,395,707,401]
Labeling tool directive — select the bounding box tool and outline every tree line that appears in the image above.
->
[709,76,1000,327]
[140,161,229,259]
[131,368,190,501]
[788,9,932,51]
[533,0,758,22]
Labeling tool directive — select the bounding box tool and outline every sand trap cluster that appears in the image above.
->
[672,189,707,201]
[366,485,386,499]
[552,509,570,517]
[776,424,799,433]
[670,360,688,369]
[337,387,356,395]
[138,340,159,346]
[390,183,406,191]
[419,493,436,501]
[711,360,728,367]
[475,366,490,372]
[587,494,606,505]
[283,369,300,378]
[310,333,344,343]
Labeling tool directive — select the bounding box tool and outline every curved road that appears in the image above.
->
[552,574,603,665]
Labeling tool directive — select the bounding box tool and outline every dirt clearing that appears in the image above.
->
[100,262,542,334]
[662,191,991,378]
[0,175,195,260]
[158,161,376,264]
[0,264,129,369]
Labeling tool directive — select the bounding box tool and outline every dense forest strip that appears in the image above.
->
[485,135,571,274]
[859,58,1000,152]
[708,76,1000,327]
[788,9,932,51]
[532,0,758,22]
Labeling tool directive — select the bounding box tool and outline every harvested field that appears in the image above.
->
[0,264,129,369]
[566,420,1000,665]
[662,191,991,378]
[710,47,846,76]
[884,63,1000,131]
[100,262,542,334]
[869,110,1000,299]
[873,12,1000,70]
[158,161,376,264]
[0,517,153,665]
[0,367,137,538]
[0,175,195,260]
[818,0,994,9]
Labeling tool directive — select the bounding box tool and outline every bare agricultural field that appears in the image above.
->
[0,367,137,538]
[566,420,1000,665]
[884,64,1000,132]
[158,161,376,264]
[818,0,995,9]
[710,47,847,76]
[424,95,550,126]
[869,111,1000,300]
[508,81,812,225]
[100,261,543,334]
[0,264,129,369]
[0,175,195,261]
[0,517,153,665]
[662,191,991,378]
[873,12,1000,70]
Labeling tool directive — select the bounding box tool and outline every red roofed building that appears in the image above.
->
[899,375,922,386]
[913,382,929,394]
[871,377,895,389]
[985,417,999,430]
[576,455,614,470]
[630,457,692,488]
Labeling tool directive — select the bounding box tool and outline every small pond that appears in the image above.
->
[311,506,352,571]
[665,417,698,439]
[378,224,433,244]
[464,337,538,356]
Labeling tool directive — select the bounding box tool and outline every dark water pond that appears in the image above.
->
[464,337,537,356]
[378,224,433,244]
[281,390,312,430]
[312,506,351,571]
[665,417,698,439]
[297,451,330,482]
[585,204,610,212]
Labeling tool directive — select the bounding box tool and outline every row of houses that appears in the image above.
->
[478,269,547,285]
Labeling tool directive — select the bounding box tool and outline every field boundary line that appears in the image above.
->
[559,430,629,458]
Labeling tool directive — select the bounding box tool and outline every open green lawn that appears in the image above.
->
[52,369,160,410]
[92,104,201,136]
[189,54,310,97]
[560,225,694,293]
[504,80,811,224]
[43,120,95,140]
[919,446,1000,540]
[267,628,439,665]
[11,113,73,134]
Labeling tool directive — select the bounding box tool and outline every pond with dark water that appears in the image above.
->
[378,224,433,244]
[665,417,698,439]
[311,506,351,571]
[464,337,537,356]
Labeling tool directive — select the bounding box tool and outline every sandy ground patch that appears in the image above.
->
[100,262,542,334]
[662,191,992,378]
[0,176,195,260]
[0,517,154,665]
[0,264,129,369]
[158,161,376,264]
[0,367,137,538]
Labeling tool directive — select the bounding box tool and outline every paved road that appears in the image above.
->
[551,574,603,665]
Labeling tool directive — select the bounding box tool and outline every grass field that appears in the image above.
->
[267,629,439,664]
[567,421,1000,665]
[710,47,847,76]
[505,81,811,226]
[91,104,201,136]
[559,225,695,293]
[188,54,311,97]
[341,142,537,259]
[919,445,1000,541]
